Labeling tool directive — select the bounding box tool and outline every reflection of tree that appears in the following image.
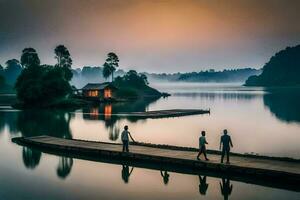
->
[160,171,170,185]
[198,175,209,195]
[16,110,73,171]
[121,165,134,183]
[263,89,300,123]
[220,178,233,200]
[0,111,19,135]
[56,157,73,179]
[22,147,41,169]
[174,92,260,101]
[108,124,120,141]
[16,110,73,138]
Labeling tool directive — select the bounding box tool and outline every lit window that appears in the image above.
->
[104,89,111,98]
[88,90,98,97]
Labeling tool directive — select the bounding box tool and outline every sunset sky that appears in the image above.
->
[0,0,299,73]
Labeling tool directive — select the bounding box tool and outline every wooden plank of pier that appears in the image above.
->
[118,109,210,118]
[12,136,300,192]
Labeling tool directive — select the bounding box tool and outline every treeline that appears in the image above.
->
[245,45,300,87]
[144,68,262,83]
[0,59,23,92]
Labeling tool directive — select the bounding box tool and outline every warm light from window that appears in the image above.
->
[104,89,112,98]
[88,90,98,97]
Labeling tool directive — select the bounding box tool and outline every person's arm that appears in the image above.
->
[129,132,135,142]
[219,138,222,150]
[205,138,208,144]
[230,137,233,148]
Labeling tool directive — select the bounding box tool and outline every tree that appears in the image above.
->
[20,48,40,67]
[54,45,73,81]
[15,49,72,106]
[4,59,23,85]
[54,45,72,68]
[0,75,5,88]
[103,52,119,82]
[102,62,113,80]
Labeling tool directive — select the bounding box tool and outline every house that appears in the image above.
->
[81,82,118,101]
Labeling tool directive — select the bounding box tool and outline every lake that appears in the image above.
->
[0,83,299,199]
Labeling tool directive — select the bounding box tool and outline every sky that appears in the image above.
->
[0,0,299,73]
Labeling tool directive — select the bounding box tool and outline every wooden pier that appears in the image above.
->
[12,136,300,192]
[115,109,210,119]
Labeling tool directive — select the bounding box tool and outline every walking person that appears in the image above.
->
[197,131,209,161]
[121,125,135,152]
[220,129,233,164]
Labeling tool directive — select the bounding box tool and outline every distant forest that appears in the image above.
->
[71,67,261,88]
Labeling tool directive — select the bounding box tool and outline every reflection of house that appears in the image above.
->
[81,83,118,100]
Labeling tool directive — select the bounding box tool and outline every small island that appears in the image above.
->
[12,46,166,109]
[245,45,300,87]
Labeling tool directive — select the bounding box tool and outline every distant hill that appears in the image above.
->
[144,68,261,83]
[245,45,300,86]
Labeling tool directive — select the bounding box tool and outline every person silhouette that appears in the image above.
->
[219,178,233,200]
[197,131,209,161]
[160,170,170,185]
[198,175,209,195]
[121,165,134,183]
[121,125,135,152]
[220,129,233,164]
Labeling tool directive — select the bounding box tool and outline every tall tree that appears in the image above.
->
[20,48,40,68]
[5,59,22,85]
[102,62,111,80]
[54,45,73,81]
[54,45,72,68]
[103,52,119,82]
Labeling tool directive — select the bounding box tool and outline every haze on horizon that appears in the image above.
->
[0,0,299,73]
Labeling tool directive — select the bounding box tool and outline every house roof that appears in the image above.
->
[82,82,118,90]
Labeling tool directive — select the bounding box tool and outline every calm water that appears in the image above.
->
[0,83,299,199]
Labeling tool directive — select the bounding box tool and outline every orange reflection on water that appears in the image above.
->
[104,104,112,120]
[90,108,99,120]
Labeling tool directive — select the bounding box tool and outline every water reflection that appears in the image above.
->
[174,92,262,100]
[199,175,209,195]
[160,170,170,185]
[121,165,134,183]
[57,157,73,179]
[220,178,233,200]
[22,147,41,169]
[263,89,300,123]
[16,110,73,138]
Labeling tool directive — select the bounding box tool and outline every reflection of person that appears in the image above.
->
[122,165,134,183]
[220,129,233,164]
[121,125,135,152]
[160,170,170,185]
[220,178,233,200]
[197,131,209,161]
[198,175,209,195]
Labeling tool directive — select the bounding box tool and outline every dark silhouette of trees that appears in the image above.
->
[102,52,119,82]
[245,45,300,86]
[54,45,73,81]
[20,48,40,67]
[56,157,73,179]
[0,75,5,88]
[122,70,149,86]
[3,59,22,85]
[102,62,111,80]
[15,47,72,106]
[22,147,42,169]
